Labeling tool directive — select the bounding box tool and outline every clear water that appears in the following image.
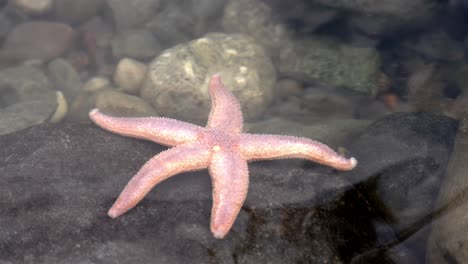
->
[0,1,467,263]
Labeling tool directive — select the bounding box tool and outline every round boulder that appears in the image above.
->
[141,33,276,124]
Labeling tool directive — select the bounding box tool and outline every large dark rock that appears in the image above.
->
[0,122,355,263]
[343,112,458,262]
[1,112,457,263]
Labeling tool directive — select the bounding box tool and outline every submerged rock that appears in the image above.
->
[11,0,53,15]
[0,66,56,135]
[314,0,440,35]
[342,112,458,262]
[427,112,468,264]
[141,33,276,124]
[47,58,83,103]
[0,122,360,263]
[106,0,161,31]
[1,111,454,262]
[111,29,162,60]
[113,58,147,94]
[222,0,292,57]
[279,36,381,96]
[1,21,75,63]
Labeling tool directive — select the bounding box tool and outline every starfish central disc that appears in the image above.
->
[212,145,222,152]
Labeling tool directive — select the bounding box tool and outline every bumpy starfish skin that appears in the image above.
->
[89,74,357,239]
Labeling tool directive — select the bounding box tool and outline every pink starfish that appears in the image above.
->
[89,74,357,239]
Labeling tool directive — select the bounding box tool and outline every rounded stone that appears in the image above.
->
[113,58,147,94]
[10,0,53,14]
[106,0,161,31]
[54,0,104,25]
[2,21,75,63]
[0,66,57,134]
[95,90,157,117]
[141,33,276,124]
[222,0,291,56]
[111,29,162,60]
[47,58,82,103]
[83,77,111,92]
[49,91,68,123]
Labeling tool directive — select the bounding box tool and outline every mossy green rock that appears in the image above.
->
[279,37,381,96]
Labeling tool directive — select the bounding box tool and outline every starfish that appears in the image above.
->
[89,74,357,239]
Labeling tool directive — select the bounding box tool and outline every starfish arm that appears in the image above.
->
[89,109,202,146]
[206,74,243,133]
[239,134,357,171]
[108,143,211,218]
[208,150,249,239]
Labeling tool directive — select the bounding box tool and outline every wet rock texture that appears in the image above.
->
[345,113,458,229]
[427,112,468,263]
[0,111,459,263]
[278,36,381,95]
[343,112,458,262]
[1,21,75,62]
[0,66,57,135]
[0,123,352,263]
